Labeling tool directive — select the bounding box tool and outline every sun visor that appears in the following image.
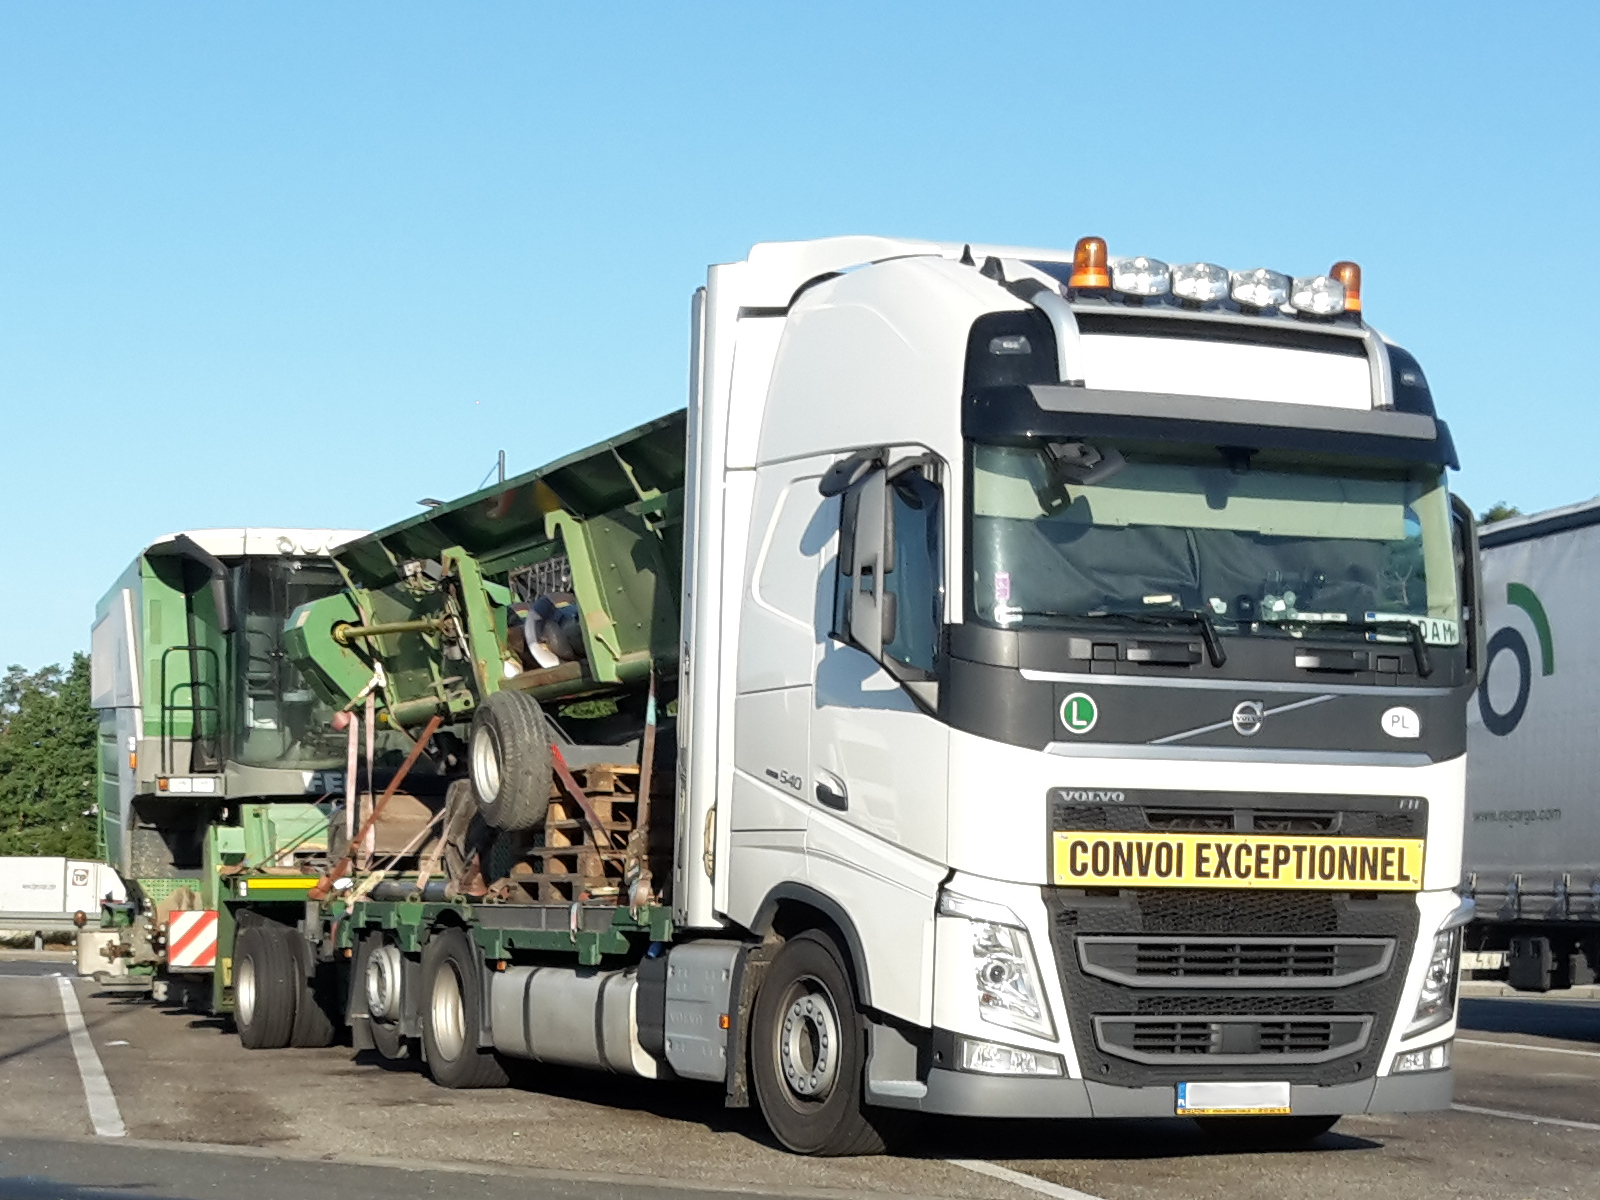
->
[964,385,1457,468]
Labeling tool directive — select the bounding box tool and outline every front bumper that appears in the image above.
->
[871,1067,1453,1118]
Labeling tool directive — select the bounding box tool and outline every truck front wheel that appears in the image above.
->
[751,930,888,1156]
[234,924,297,1050]
[420,927,508,1088]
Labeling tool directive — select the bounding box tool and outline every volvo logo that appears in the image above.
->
[1231,700,1265,736]
[1059,790,1126,804]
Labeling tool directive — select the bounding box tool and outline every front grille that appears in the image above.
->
[1077,936,1394,989]
[1093,1015,1372,1065]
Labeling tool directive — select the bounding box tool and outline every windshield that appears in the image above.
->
[232,558,348,768]
[968,440,1460,643]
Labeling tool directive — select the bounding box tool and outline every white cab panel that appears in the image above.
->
[805,807,945,1025]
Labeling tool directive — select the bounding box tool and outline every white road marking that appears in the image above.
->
[56,975,126,1138]
[1452,1103,1600,1132]
[948,1158,1108,1200]
[1457,1036,1600,1060]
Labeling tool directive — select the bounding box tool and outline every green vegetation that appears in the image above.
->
[0,654,98,857]
[1479,502,1521,524]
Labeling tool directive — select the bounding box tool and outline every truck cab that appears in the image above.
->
[679,237,1477,1131]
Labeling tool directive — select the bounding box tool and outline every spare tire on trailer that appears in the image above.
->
[468,689,552,831]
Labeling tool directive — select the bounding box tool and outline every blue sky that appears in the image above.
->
[2,3,1595,669]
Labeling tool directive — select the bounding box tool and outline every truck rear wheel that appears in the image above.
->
[234,924,297,1050]
[751,930,888,1156]
[1194,1114,1340,1147]
[288,931,339,1048]
[469,690,552,831]
[420,926,508,1088]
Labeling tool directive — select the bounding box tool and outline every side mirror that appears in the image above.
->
[1450,493,1485,675]
[819,448,886,498]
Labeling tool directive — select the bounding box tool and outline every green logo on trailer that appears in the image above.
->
[1060,692,1098,735]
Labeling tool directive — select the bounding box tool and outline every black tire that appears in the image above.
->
[233,924,297,1050]
[287,929,339,1048]
[420,926,508,1088]
[751,930,889,1156]
[1194,1114,1340,1148]
[371,1016,410,1060]
[469,690,552,831]
[361,932,411,1060]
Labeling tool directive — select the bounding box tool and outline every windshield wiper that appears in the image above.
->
[1080,609,1227,668]
[1263,615,1432,678]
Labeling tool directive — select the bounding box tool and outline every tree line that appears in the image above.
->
[0,654,98,858]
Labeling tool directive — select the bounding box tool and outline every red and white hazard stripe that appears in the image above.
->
[166,910,218,969]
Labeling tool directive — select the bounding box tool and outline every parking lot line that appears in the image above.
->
[1457,1037,1600,1060]
[1452,1103,1600,1132]
[947,1159,1106,1200]
[55,976,126,1138]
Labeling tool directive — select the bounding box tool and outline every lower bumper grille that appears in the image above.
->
[1093,1015,1372,1065]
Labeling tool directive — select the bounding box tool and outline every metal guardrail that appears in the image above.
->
[0,911,83,934]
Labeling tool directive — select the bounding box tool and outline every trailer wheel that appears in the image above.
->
[469,690,552,831]
[288,931,339,1048]
[420,927,508,1088]
[362,934,410,1060]
[751,930,888,1156]
[234,924,297,1050]
[1194,1114,1340,1147]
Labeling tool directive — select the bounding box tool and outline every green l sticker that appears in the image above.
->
[1061,692,1098,735]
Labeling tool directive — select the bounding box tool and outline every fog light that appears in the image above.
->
[1392,1041,1451,1074]
[1172,262,1230,303]
[1230,267,1291,308]
[958,1036,1064,1076]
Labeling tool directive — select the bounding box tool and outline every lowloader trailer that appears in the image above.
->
[101,237,1478,1154]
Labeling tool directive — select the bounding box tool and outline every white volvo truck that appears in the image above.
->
[675,235,1476,1145]
[142,235,1478,1156]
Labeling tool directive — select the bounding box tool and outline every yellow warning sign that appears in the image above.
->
[1051,831,1425,891]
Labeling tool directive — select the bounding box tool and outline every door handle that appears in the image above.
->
[815,780,848,811]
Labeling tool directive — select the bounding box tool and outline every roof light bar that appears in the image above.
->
[1171,262,1230,303]
[1230,267,1290,308]
[1330,261,1362,312]
[1110,255,1170,296]
[1068,236,1110,290]
[1291,274,1346,316]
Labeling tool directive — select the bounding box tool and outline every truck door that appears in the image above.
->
[810,456,950,870]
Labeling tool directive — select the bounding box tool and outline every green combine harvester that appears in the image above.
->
[85,526,369,1008]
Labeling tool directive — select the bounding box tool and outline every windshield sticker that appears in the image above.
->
[1060,692,1098,735]
[993,571,1011,602]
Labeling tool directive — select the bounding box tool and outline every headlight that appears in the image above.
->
[939,891,1056,1039]
[959,1036,1063,1076]
[1172,261,1230,303]
[1407,927,1462,1035]
[1290,274,1346,315]
[1230,267,1291,308]
[1392,1040,1451,1074]
[1110,255,1171,297]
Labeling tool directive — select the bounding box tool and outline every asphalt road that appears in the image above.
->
[4,952,1600,1200]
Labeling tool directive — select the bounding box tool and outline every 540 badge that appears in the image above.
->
[1051,830,1426,891]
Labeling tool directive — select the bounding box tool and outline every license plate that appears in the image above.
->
[1051,830,1425,891]
[1177,1080,1291,1116]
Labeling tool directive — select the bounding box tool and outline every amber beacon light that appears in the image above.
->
[1069,236,1111,289]
[1330,261,1362,312]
